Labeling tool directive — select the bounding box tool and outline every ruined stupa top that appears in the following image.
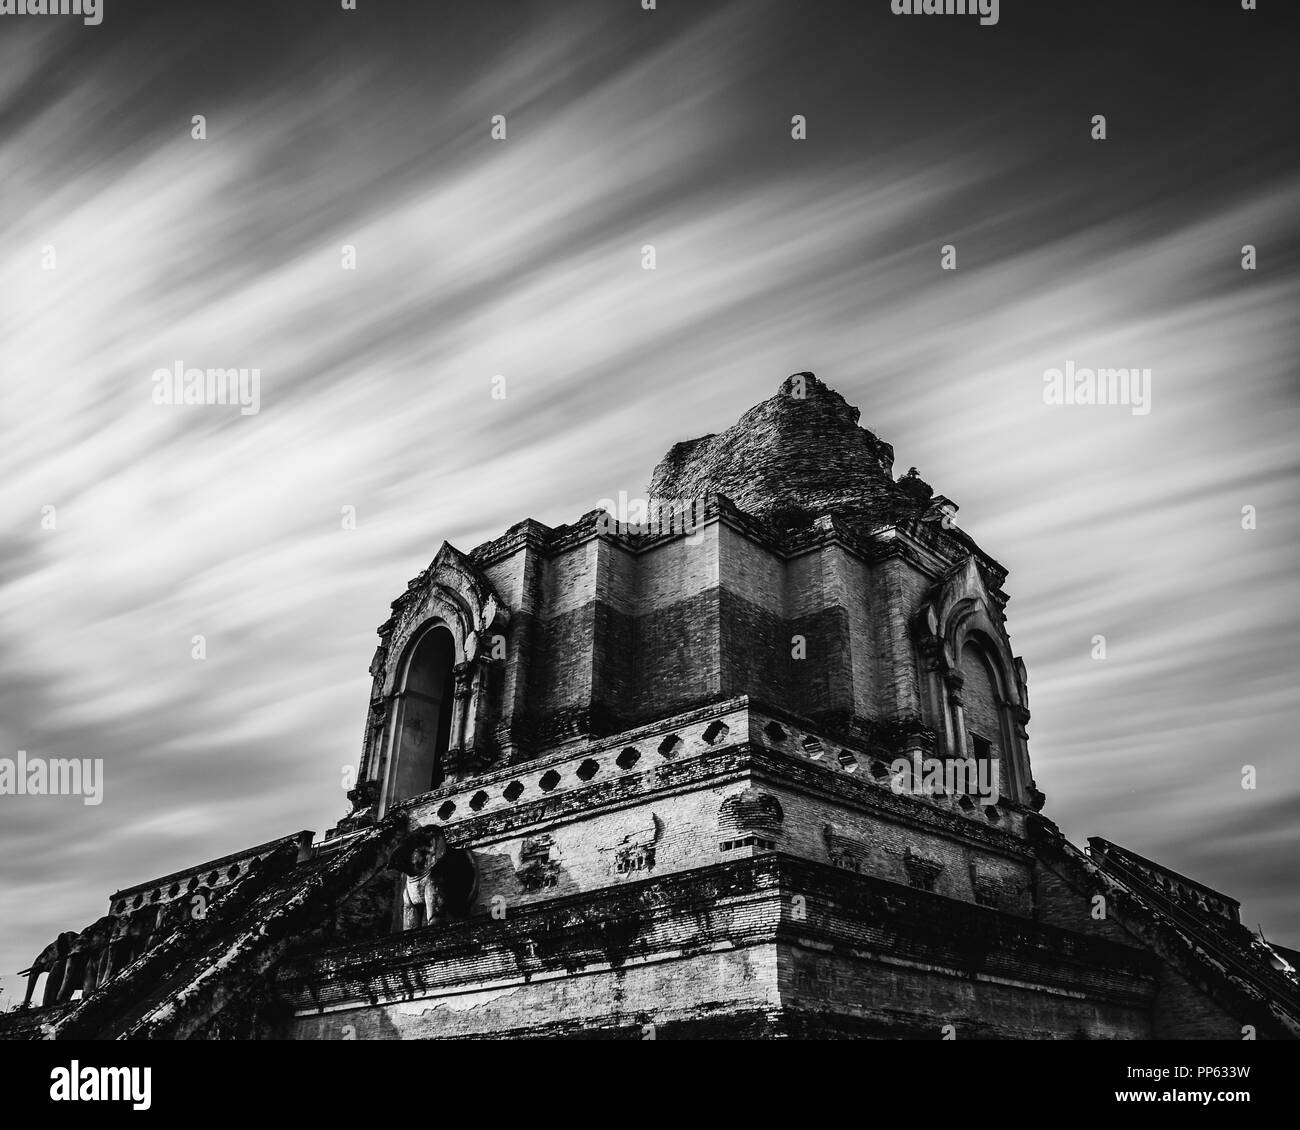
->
[648,372,918,528]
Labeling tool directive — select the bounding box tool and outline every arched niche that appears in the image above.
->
[388,623,457,802]
[354,542,510,819]
[914,556,1033,805]
[957,634,1012,799]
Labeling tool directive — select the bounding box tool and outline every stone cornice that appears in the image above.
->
[393,728,1030,863]
[449,492,1009,608]
[273,855,1157,1015]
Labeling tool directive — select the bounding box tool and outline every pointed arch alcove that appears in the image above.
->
[914,555,1037,808]
[389,623,457,803]
[356,542,510,820]
[957,634,1012,803]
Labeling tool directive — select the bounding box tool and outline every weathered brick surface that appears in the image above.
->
[504,510,959,760]
[869,554,928,721]
[1029,826,1291,1039]
[647,373,912,528]
[961,642,1011,796]
[632,522,719,611]
[274,856,1155,1040]
[830,548,882,719]
[771,785,1031,915]
[388,705,1031,918]
[1151,968,1250,1039]
[717,588,783,704]
[633,591,722,720]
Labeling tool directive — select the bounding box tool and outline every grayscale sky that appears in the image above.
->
[1,0,1296,1005]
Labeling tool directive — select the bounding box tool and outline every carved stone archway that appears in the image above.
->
[914,556,1037,807]
[354,543,509,819]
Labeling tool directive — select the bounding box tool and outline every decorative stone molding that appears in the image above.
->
[823,824,870,873]
[358,542,510,813]
[516,835,561,893]
[380,542,508,701]
[969,865,1019,909]
[608,813,661,877]
[903,848,944,892]
[913,554,1043,804]
[719,788,784,851]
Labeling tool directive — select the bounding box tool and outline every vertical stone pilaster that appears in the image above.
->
[879,555,922,721]
[945,672,967,758]
[451,661,474,749]
[444,655,497,781]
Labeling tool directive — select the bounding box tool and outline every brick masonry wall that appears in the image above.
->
[528,606,594,736]
[496,495,971,763]
[290,945,780,1040]
[632,591,722,720]
[646,373,906,526]
[527,541,597,739]
[399,695,1033,905]
[389,709,1037,941]
[1034,855,1246,1037]
[277,856,1155,1039]
[868,555,929,722]
[479,543,541,759]
[1035,858,1142,943]
[717,588,786,706]
[781,947,1150,1039]
[460,782,745,914]
[630,522,719,613]
[770,784,1032,915]
[828,547,881,720]
[480,544,529,610]
[1151,967,1252,1039]
[961,642,1011,798]
[539,538,598,617]
[718,522,785,611]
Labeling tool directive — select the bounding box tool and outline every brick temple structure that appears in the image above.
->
[5,373,1298,1040]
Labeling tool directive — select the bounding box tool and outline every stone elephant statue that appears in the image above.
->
[56,915,117,1002]
[18,931,78,1008]
[145,896,191,952]
[395,827,477,931]
[104,904,158,980]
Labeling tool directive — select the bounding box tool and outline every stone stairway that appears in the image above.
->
[33,814,414,1041]
[1027,815,1300,1039]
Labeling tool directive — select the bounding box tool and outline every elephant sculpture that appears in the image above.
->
[145,895,191,952]
[396,826,477,931]
[56,915,117,1002]
[18,931,78,1008]
[101,912,135,984]
[105,904,158,979]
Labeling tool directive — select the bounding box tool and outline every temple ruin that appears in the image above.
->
[5,372,1297,1040]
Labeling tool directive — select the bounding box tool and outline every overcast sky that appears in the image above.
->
[1,0,1297,1007]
